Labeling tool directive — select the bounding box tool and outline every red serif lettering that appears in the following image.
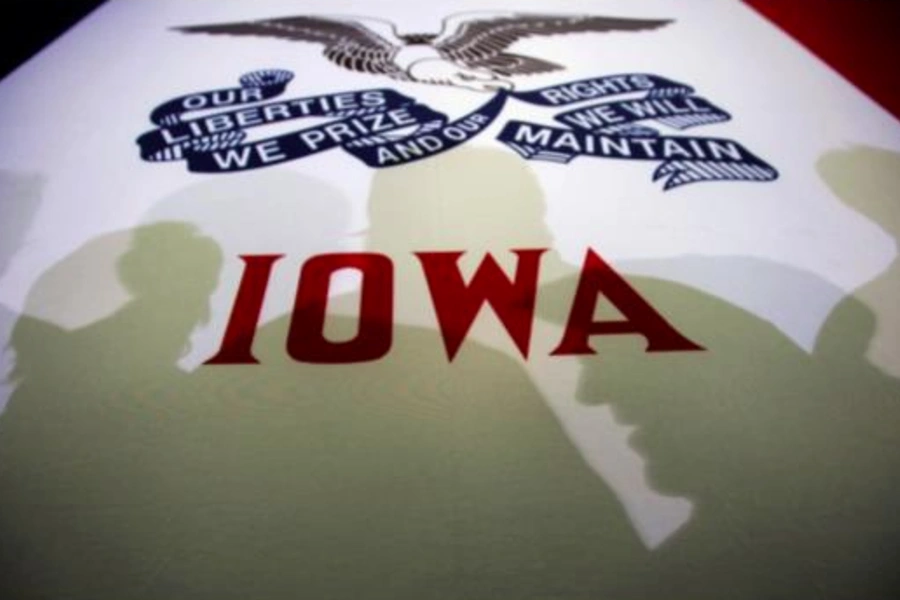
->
[552,249,704,355]
[416,249,545,361]
[287,253,393,364]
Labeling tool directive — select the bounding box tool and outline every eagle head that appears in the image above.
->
[407,58,514,93]
[399,33,438,45]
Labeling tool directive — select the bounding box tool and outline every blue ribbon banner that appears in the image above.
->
[136,69,778,190]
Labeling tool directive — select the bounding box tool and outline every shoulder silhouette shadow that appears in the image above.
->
[544,264,900,599]
[0,222,223,599]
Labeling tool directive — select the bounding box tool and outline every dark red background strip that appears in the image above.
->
[745,0,900,120]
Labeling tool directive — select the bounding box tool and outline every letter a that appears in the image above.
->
[552,249,703,356]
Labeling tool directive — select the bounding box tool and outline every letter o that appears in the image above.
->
[443,126,467,142]
[183,95,209,110]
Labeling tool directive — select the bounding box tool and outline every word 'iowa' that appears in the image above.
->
[207,248,703,365]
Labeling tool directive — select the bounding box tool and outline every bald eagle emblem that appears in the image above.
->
[176,13,672,92]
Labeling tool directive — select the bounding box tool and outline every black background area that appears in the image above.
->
[0,0,107,81]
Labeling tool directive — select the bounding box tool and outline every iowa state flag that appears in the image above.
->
[0,1,897,598]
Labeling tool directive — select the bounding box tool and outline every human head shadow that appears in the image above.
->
[817,145,900,241]
[562,256,900,597]
[7,221,222,387]
[366,145,552,255]
[140,169,353,368]
[817,145,900,378]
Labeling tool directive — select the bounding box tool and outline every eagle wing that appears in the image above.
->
[175,16,408,78]
[435,14,672,76]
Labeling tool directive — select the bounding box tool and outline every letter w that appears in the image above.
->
[415,249,545,361]
[211,147,252,170]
